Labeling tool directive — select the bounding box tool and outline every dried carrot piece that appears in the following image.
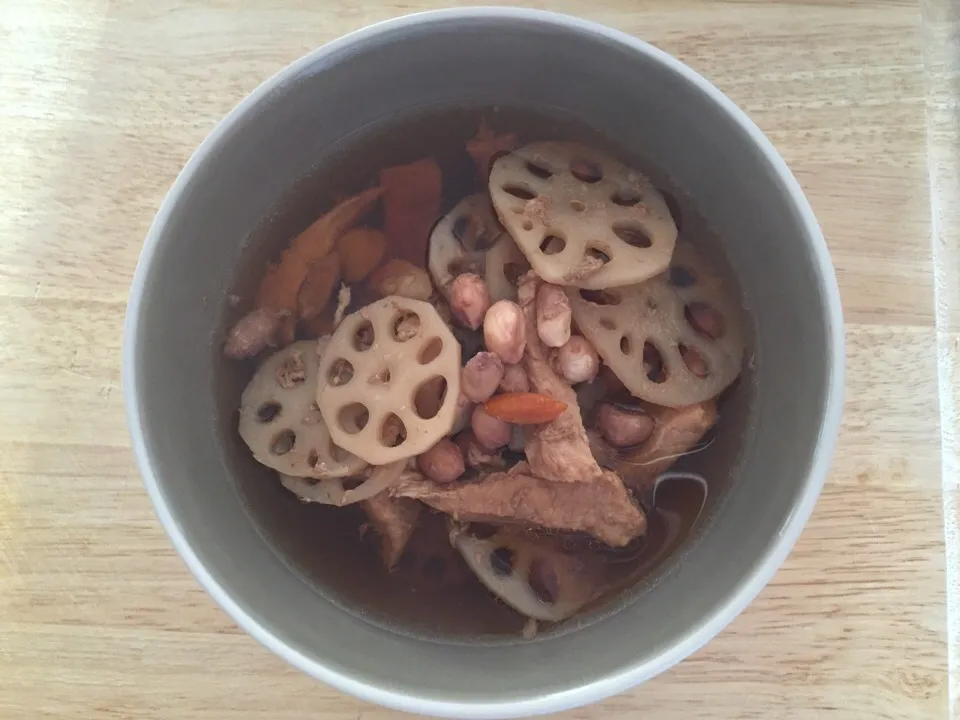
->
[297,252,340,320]
[256,187,381,315]
[466,119,517,179]
[379,158,442,265]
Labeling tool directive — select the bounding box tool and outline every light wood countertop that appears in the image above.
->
[1,1,956,718]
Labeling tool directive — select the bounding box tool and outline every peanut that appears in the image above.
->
[535,283,572,348]
[555,335,600,384]
[450,273,491,330]
[483,300,527,365]
[597,403,655,448]
[461,352,505,402]
[417,439,465,484]
[370,259,434,301]
[499,363,530,393]
[471,405,512,450]
[223,308,284,359]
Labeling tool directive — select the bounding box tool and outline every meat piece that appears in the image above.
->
[337,227,386,282]
[517,271,603,484]
[392,462,645,547]
[380,158,442,264]
[614,400,718,489]
[466,119,518,178]
[361,494,422,570]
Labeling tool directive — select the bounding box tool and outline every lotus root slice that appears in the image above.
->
[428,193,528,303]
[568,243,745,406]
[316,296,462,465]
[489,142,677,289]
[238,341,367,478]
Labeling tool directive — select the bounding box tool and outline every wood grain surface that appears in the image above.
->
[1,0,956,718]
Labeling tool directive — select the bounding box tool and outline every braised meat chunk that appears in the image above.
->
[391,462,645,547]
[361,494,422,570]
[517,271,603,483]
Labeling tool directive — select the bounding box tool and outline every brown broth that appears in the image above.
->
[215,104,754,642]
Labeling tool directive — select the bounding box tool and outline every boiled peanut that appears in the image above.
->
[483,300,527,365]
[597,403,655,448]
[450,273,491,330]
[471,405,512,450]
[370,259,433,300]
[461,352,505,403]
[555,335,600,384]
[223,308,284,359]
[535,283,572,348]
[417,439,465,483]
[499,363,530,393]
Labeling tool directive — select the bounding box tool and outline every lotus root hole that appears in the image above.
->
[524,160,554,179]
[503,262,525,284]
[328,438,352,463]
[490,547,515,577]
[679,344,709,377]
[619,335,632,355]
[328,358,354,386]
[353,321,375,351]
[256,402,281,423]
[685,303,726,340]
[380,413,407,448]
[418,337,444,365]
[393,311,421,342]
[306,449,319,468]
[452,216,475,245]
[570,199,587,212]
[586,246,612,265]
[370,367,391,385]
[579,289,621,306]
[599,317,616,331]
[643,342,667,383]
[270,429,296,456]
[502,184,537,200]
[669,265,696,287]
[539,236,566,255]
[569,157,603,184]
[528,557,559,604]
[511,206,524,215]
[611,188,642,207]
[338,403,369,435]
[663,191,682,231]
[522,220,534,232]
[414,376,448,420]
[612,222,652,249]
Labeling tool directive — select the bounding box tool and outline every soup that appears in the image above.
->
[216,106,752,640]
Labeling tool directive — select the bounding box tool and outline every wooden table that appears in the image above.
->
[1,1,955,718]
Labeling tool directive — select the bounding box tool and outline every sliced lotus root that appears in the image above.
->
[316,296,462,465]
[451,527,606,622]
[428,193,528,303]
[568,244,745,407]
[238,341,368,478]
[489,142,677,289]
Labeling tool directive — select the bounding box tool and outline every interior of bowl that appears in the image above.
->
[126,10,839,714]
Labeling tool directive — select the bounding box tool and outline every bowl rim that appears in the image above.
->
[122,7,845,718]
